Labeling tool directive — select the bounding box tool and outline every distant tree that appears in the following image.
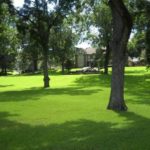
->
[128,32,145,59]
[129,0,150,65]
[51,23,77,74]
[107,0,132,111]
[17,0,80,87]
[95,48,105,71]
[0,0,15,14]
[0,3,18,75]
[143,1,150,66]
[65,59,74,73]
[91,1,112,74]
[17,33,41,73]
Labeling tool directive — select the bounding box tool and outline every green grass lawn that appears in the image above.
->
[0,67,150,150]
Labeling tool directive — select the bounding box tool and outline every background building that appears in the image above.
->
[75,48,96,68]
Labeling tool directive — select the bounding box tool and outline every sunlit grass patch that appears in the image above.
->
[0,67,150,150]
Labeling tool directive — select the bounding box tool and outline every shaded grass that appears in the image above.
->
[0,67,150,150]
[0,111,150,150]
[0,87,101,102]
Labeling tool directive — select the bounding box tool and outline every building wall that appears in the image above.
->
[76,54,85,67]
[75,48,96,68]
[76,54,96,68]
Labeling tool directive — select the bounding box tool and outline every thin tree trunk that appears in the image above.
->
[41,30,50,88]
[4,67,7,75]
[98,61,100,71]
[1,67,7,76]
[146,21,150,66]
[62,61,65,74]
[104,43,110,74]
[1,59,7,76]
[1,67,5,75]
[33,59,38,72]
[107,0,132,111]
[42,42,50,88]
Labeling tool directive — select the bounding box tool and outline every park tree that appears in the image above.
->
[128,31,145,59]
[51,20,77,74]
[107,0,132,111]
[73,0,112,74]
[17,0,80,88]
[89,1,112,74]
[138,0,150,65]
[129,0,150,66]
[22,39,40,73]
[17,32,41,73]
[0,2,18,75]
[0,0,15,14]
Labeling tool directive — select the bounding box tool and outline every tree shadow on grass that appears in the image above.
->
[125,74,150,105]
[0,87,102,102]
[73,74,111,88]
[0,72,149,105]
[125,70,147,75]
[0,84,14,88]
[0,111,150,150]
[73,73,150,105]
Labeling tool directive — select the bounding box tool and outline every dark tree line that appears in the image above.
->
[0,1,18,75]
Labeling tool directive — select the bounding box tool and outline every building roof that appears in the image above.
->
[84,47,96,54]
[76,47,96,55]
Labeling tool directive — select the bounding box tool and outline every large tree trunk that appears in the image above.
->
[104,43,110,74]
[107,0,132,111]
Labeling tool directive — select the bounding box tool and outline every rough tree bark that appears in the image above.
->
[43,53,50,88]
[42,42,50,88]
[104,43,110,74]
[107,0,132,111]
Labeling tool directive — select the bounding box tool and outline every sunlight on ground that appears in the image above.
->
[0,67,150,150]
